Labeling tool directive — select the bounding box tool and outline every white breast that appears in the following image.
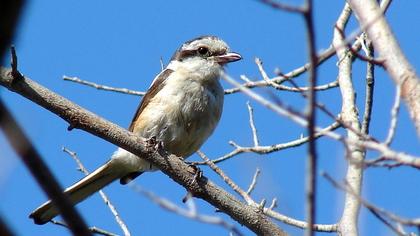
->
[137,67,224,158]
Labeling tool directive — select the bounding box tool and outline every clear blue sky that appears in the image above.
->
[1,1,419,235]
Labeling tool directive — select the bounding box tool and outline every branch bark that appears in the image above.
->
[333,3,365,236]
[0,68,287,236]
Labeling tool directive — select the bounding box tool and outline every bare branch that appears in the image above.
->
[246,102,259,146]
[62,147,131,236]
[159,56,164,71]
[256,57,339,93]
[197,151,256,206]
[333,3,365,235]
[276,80,339,92]
[222,72,417,174]
[63,76,145,96]
[384,85,401,146]
[246,168,261,195]
[269,198,277,210]
[224,45,336,95]
[199,149,339,233]
[190,121,340,165]
[363,143,420,169]
[264,209,338,232]
[50,220,119,236]
[361,35,375,135]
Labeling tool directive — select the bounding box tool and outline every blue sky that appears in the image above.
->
[1,1,419,235]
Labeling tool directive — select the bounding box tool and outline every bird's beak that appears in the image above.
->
[215,52,242,65]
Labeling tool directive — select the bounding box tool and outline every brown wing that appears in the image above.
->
[128,69,174,132]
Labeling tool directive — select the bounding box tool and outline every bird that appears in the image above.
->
[29,35,242,224]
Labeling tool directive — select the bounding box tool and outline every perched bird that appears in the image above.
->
[30,35,241,224]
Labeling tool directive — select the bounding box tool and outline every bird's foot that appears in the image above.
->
[188,163,203,186]
[145,136,165,154]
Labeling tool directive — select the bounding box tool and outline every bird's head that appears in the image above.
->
[169,36,241,76]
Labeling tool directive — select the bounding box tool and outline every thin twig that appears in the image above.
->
[361,35,375,135]
[159,56,164,71]
[50,220,119,236]
[246,102,259,146]
[222,72,419,171]
[256,57,339,93]
[62,147,131,236]
[197,151,255,206]
[63,76,145,96]
[269,198,277,210]
[258,57,372,144]
[224,45,336,94]
[190,121,341,165]
[129,184,243,236]
[239,75,252,83]
[264,209,338,232]
[246,168,261,195]
[384,85,401,146]
[334,27,384,66]
[255,58,338,93]
[274,80,339,92]
[197,150,338,232]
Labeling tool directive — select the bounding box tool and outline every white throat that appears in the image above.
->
[167,57,223,82]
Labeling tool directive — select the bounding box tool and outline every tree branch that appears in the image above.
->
[361,35,375,135]
[348,0,420,137]
[63,76,145,96]
[332,3,365,235]
[301,1,318,234]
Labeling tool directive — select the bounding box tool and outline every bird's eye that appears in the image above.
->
[197,47,209,56]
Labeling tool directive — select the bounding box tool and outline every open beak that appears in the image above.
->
[215,52,242,65]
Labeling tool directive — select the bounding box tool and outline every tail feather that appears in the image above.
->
[29,160,125,225]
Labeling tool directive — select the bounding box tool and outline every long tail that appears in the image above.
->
[29,159,126,225]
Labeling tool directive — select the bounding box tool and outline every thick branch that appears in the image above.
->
[333,3,365,236]
[0,68,287,236]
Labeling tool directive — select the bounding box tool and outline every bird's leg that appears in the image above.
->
[145,136,163,151]
[187,162,203,186]
[145,136,157,151]
[181,164,203,203]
